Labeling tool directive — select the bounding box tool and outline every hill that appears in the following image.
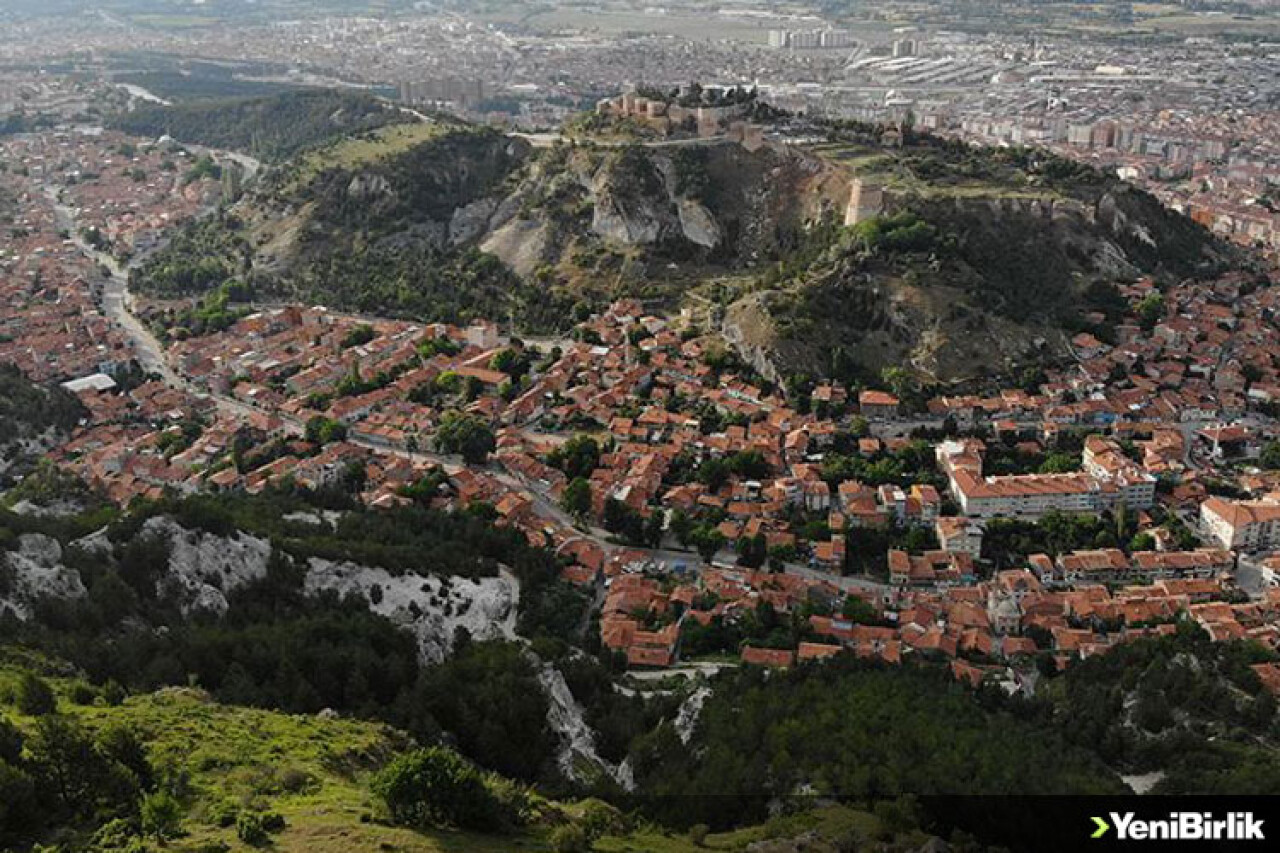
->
[722,130,1236,386]
[0,651,974,853]
[109,90,411,162]
[3,486,1280,849]
[128,123,573,331]
[127,102,1240,382]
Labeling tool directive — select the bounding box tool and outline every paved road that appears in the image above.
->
[49,176,894,598]
[47,188,185,386]
[510,131,734,150]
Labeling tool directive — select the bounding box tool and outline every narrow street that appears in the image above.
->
[49,176,887,601]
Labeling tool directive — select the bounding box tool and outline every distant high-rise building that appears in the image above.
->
[820,29,852,49]
[789,30,821,49]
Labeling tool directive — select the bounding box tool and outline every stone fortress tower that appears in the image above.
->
[844,177,885,226]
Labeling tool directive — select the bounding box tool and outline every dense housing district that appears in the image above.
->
[7,108,1280,698]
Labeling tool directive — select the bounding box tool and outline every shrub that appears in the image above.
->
[372,747,497,830]
[486,774,536,828]
[579,798,628,839]
[207,800,239,828]
[235,810,281,847]
[550,822,590,853]
[16,673,56,716]
[140,790,183,841]
[102,680,127,706]
[277,766,316,794]
[689,823,710,846]
[68,681,97,706]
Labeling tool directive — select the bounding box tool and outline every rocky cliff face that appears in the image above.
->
[537,662,635,790]
[138,121,1237,380]
[723,172,1234,384]
[305,559,519,663]
[0,534,86,620]
[0,516,520,665]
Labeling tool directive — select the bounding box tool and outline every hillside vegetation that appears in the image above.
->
[723,127,1236,386]
[0,364,84,450]
[130,125,577,331]
[110,90,410,161]
[3,481,1280,849]
[0,364,87,488]
[634,623,1280,836]
[0,652,977,853]
[126,94,1240,383]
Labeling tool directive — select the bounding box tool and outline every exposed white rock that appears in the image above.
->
[538,662,635,790]
[674,684,712,744]
[676,198,721,248]
[346,172,393,200]
[591,191,665,245]
[480,218,549,278]
[1122,771,1166,795]
[142,517,272,615]
[304,559,519,663]
[449,197,500,245]
[0,533,86,619]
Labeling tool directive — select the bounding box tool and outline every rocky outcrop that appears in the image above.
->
[674,684,712,744]
[346,172,393,201]
[304,559,520,663]
[538,662,635,790]
[0,534,86,620]
[449,197,501,245]
[677,198,721,248]
[590,188,668,245]
[0,516,525,667]
[481,218,550,277]
[722,295,784,385]
[139,517,273,615]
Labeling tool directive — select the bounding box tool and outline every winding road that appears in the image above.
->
[46,150,890,600]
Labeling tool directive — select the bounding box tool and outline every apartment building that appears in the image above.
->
[939,438,1156,520]
[1201,496,1280,551]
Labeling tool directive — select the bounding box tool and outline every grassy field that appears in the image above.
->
[287,121,452,184]
[0,659,550,852]
[806,141,1061,201]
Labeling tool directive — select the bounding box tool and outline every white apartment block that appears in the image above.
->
[1201,496,1280,551]
[939,437,1156,520]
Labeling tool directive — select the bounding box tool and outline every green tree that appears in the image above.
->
[1129,532,1157,552]
[0,761,38,841]
[1136,292,1165,331]
[1261,441,1280,471]
[550,434,601,479]
[304,416,347,445]
[372,747,496,830]
[694,526,726,564]
[435,411,496,464]
[562,477,592,518]
[1039,453,1078,474]
[140,790,183,842]
[341,324,376,348]
[697,458,730,491]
